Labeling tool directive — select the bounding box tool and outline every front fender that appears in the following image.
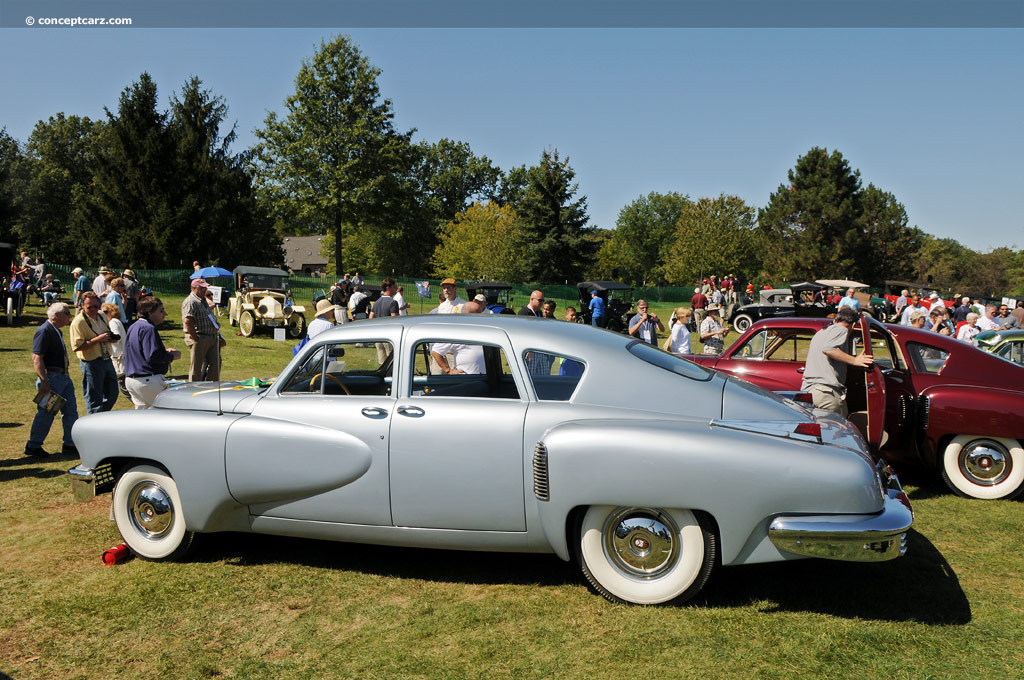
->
[71,410,249,533]
[533,418,882,565]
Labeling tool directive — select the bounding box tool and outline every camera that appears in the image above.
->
[108,333,121,341]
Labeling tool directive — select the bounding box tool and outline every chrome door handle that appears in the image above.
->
[361,407,388,418]
[796,367,805,373]
[397,405,425,417]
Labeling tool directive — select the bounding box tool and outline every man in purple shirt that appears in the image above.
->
[124,296,181,409]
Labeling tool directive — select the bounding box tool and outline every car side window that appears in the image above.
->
[735,330,770,359]
[411,341,520,399]
[281,342,394,395]
[522,351,586,401]
[906,342,949,374]
[868,328,903,371]
[763,331,815,362]
[996,341,1024,364]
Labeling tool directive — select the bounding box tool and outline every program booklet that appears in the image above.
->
[33,388,66,414]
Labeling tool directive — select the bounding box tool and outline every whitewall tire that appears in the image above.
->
[575,506,716,605]
[940,435,1024,500]
[112,465,196,560]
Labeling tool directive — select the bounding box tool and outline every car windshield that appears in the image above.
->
[627,341,713,381]
[245,274,286,289]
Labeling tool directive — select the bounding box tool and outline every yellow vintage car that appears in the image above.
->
[228,266,306,338]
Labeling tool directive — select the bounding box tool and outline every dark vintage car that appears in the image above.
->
[576,281,634,331]
[726,282,832,333]
[688,316,1024,501]
[464,281,516,315]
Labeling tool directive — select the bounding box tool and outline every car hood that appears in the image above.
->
[154,380,269,414]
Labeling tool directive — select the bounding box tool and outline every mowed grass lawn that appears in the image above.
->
[1,294,1023,679]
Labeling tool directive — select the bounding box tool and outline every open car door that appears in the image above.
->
[860,315,887,452]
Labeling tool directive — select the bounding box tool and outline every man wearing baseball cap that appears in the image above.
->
[72,267,90,308]
[182,278,224,381]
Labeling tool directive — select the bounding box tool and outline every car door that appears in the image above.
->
[224,328,402,525]
[859,317,887,452]
[389,323,529,531]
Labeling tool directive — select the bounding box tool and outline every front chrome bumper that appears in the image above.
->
[68,463,114,501]
[768,487,913,562]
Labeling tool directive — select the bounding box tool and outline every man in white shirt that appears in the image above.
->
[347,286,367,318]
[307,299,336,340]
[436,278,466,314]
[430,300,485,374]
[976,304,1000,331]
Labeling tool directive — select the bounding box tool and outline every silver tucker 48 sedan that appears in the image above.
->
[69,315,912,605]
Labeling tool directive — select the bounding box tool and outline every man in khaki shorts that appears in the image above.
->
[800,306,874,417]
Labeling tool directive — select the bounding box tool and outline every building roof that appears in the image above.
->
[282,235,328,270]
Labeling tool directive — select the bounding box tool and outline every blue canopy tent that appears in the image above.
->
[190,266,233,279]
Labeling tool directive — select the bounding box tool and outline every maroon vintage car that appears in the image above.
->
[688,316,1024,501]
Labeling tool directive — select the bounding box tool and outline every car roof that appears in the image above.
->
[577,280,633,292]
[465,281,512,291]
[234,266,290,277]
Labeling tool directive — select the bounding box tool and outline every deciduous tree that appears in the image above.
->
[253,35,416,276]
[661,195,763,286]
[595,191,690,285]
[431,202,524,281]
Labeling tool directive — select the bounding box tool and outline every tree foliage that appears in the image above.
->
[594,191,691,285]
[661,195,763,286]
[0,128,24,243]
[431,202,524,281]
[517,149,594,283]
[254,35,417,276]
[858,183,922,285]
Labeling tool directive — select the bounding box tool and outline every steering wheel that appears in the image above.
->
[310,372,351,395]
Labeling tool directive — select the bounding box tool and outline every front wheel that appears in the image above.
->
[112,465,196,561]
[5,296,12,326]
[732,313,753,333]
[238,310,256,337]
[287,312,306,339]
[940,435,1024,500]
[574,506,716,605]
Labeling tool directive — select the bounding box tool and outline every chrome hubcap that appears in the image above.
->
[603,508,679,578]
[959,440,1010,486]
[127,482,174,539]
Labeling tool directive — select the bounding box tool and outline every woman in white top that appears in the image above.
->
[665,307,693,355]
[102,302,128,394]
[956,312,980,346]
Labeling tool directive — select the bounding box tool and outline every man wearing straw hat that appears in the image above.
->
[307,298,337,341]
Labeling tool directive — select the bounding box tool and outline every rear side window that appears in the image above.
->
[522,351,586,401]
[906,342,949,374]
[628,341,713,381]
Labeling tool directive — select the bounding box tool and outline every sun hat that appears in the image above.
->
[706,303,721,313]
[315,299,335,317]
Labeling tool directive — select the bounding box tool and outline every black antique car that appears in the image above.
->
[577,281,634,332]
[464,281,516,315]
[725,281,837,333]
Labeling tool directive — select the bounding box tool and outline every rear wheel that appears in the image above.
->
[5,296,12,326]
[574,506,716,605]
[940,435,1024,500]
[239,310,256,337]
[112,465,196,561]
[732,313,754,333]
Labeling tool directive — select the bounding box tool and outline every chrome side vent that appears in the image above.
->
[917,394,930,431]
[532,442,550,501]
[897,395,910,426]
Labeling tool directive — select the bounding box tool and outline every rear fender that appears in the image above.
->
[918,386,1024,466]
[532,418,882,565]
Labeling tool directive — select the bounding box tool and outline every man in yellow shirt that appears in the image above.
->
[70,291,119,413]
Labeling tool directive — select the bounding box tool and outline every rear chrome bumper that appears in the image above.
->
[768,487,913,562]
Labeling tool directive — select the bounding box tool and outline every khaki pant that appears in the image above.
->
[126,374,166,409]
[808,384,847,417]
[186,334,221,381]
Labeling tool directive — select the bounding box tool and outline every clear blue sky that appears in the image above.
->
[1,28,1021,251]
